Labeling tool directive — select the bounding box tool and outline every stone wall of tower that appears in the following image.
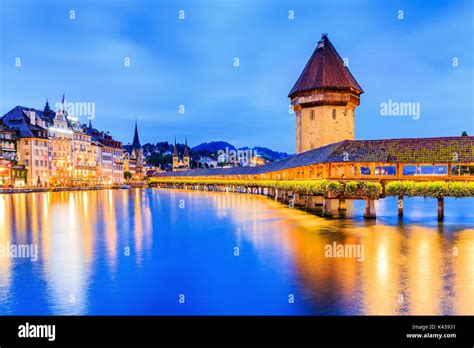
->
[296,104,355,153]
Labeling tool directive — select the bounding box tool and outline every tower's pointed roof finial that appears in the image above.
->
[132,116,141,149]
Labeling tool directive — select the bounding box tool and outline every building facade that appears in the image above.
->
[1,102,127,187]
[172,138,190,171]
[86,122,124,185]
[48,106,75,185]
[0,119,16,186]
[2,107,50,186]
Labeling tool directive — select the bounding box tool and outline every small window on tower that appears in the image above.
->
[310,110,315,120]
[332,109,337,120]
[310,142,314,149]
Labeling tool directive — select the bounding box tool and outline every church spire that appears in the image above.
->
[43,98,53,118]
[44,99,51,113]
[132,117,141,149]
[173,137,178,157]
[184,137,189,157]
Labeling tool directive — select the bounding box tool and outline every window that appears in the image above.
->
[310,142,314,149]
[332,109,337,120]
[451,165,474,176]
[402,165,416,175]
[374,165,396,176]
[24,140,29,145]
[35,160,39,166]
[310,110,315,120]
[403,165,448,176]
[419,165,447,175]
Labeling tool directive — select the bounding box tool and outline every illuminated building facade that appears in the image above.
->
[1,102,126,186]
[172,138,190,172]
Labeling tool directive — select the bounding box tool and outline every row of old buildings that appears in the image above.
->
[0,102,145,187]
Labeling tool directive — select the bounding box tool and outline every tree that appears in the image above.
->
[146,153,172,167]
[124,171,132,181]
[461,131,468,136]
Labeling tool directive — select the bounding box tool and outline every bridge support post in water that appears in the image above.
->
[323,198,335,216]
[294,192,306,207]
[438,197,444,220]
[398,197,403,217]
[292,192,299,207]
[364,199,376,219]
[283,191,290,204]
[338,198,347,211]
[306,196,316,210]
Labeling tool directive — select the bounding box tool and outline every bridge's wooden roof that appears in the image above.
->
[329,137,474,163]
[155,137,474,178]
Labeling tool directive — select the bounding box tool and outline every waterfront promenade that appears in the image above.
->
[0,183,145,194]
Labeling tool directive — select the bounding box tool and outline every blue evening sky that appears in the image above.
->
[0,0,472,153]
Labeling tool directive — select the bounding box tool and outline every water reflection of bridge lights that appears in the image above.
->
[205,191,473,315]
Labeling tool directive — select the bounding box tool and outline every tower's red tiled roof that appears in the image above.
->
[288,34,363,98]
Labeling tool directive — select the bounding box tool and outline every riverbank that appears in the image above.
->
[0,183,146,194]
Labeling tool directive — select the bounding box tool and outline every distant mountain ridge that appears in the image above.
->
[143,140,291,167]
[238,146,291,162]
[191,141,291,161]
[192,141,235,152]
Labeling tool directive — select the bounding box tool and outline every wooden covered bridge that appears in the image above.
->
[152,136,474,219]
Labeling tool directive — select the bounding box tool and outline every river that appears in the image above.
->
[0,189,473,315]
